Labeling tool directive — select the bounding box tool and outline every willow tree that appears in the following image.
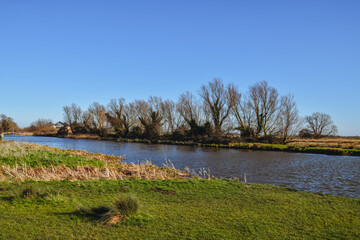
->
[277,94,301,143]
[199,78,235,137]
[229,86,255,138]
[133,97,164,139]
[88,102,108,136]
[161,99,180,134]
[63,103,82,133]
[249,80,279,137]
[106,98,134,137]
[176,91,205,137]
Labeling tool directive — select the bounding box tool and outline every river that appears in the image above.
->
[3,135,360,198]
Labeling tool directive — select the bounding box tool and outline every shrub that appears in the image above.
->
[128,126,143,139]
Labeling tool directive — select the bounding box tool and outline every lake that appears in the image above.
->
[4,135,360,198]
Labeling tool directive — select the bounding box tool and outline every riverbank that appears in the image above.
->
[0,141,359,239]
[0,141,189,181]
[26,132,360,156]
[110,137,360,156]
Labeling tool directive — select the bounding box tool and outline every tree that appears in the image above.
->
[88,102,108,136]
[277,94,301,143]
[305,112,337,138]
[63,103,82,133]
[199,78,236,137]
[28,119,55,134]
[0,114,18,133]
[176,91,204,137]
[106,98,134,137]
[133,97,164,139]
[80,111,92,133]
[249,81,279,137]
[161,99,180,134]
[229,86,255,138]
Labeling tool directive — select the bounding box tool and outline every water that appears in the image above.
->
[4,135,360,198]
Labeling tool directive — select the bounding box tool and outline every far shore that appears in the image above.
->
[6,132,360,157]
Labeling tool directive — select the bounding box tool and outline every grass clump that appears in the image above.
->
[100,194,139,225]
[113,194,139,217]
[20,185,40,199]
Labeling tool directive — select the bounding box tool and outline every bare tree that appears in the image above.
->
[106,98,135,137]
[199,78,236,137]
[81,111,92,133]
[63,106,72,126]
[88,102,108,135]
[177,92,201,125]
[63,103,82,132]
[229,87,255,138]
[305,112,337,138]
[28,119,55,134]
[249,80,279,137]
[177,91,207,137]
[161,99,180,134]
[133,97,164,139]
[277,94,301,143]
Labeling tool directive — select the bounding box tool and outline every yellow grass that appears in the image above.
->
[5,132,34,136]
[289,138,360,150]
[0,141,190,181]
[0,162,190,181]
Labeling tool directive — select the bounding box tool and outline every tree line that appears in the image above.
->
[56,79,337,143]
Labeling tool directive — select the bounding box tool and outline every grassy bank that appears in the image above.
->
[0,179,359,239]
[0,141,359,239]
[0,141,189,181]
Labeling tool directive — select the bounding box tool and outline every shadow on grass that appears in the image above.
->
[0,196,15,201]
[62,206,111,221]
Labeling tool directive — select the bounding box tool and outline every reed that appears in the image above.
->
[0,163,190,181]
[0,141,190,181]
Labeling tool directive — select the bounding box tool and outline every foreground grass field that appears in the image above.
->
[0,179,359,239]
[0,140,359,239]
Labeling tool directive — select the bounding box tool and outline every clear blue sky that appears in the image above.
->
[0,1,359,136]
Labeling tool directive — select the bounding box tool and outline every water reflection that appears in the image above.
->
[4,135,360,198]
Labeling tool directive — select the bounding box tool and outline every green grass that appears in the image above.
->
[0,141,106,168]
[0,179,359,239]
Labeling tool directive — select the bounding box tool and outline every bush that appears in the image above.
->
[128,126,143,139]
[171,127,186,140]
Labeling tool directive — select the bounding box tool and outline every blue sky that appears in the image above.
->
[0,1,359,136]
